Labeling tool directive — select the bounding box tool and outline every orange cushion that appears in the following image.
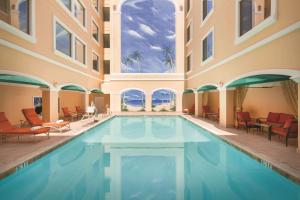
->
[278,113,294,124]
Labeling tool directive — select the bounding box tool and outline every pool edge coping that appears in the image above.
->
[0,115,115,180]
[181,115,300,185]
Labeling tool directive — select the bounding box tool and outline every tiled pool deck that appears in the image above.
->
[0,113,299,184]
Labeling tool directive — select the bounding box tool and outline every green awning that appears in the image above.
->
[227,74,290,88]
[183,89,194,94]
[0,74,48,87]
[91,89,103,94]
[197,85,217,92]
[61,85,85,92]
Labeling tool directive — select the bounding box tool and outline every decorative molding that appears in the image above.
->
[187,21,300,81]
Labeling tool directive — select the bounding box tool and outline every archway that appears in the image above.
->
[152,89,176,112]
[182,89,195,114]
[121,0,176,73]
[197,84,219,121]
[121,89,146,112]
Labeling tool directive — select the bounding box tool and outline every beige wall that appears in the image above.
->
[182,93,195,110]
[0,84,42,125]
[207,92,219,113]
[58,91,85,117]
[243,85,294,118]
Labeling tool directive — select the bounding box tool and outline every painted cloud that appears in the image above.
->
[121,0,176,73]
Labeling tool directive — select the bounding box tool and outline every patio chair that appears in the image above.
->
[236,112,259,133]
[22,108,70,133]
[202,106,219,121]
[62,107,78,121]
[183,104,195,115]
[0,112,50,141]
[75,106,85,118]
[270,119,298,146]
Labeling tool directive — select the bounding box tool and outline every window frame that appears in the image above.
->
[0,0,36,43]
[103,33,110,48]
[92,50,100,73]
[186,20,192,46]
[235,0,277,45]
[74,37,87,65]
[103,7,110,22]
[201,27,214,66]
[91,17,100,44]
[53,16,87,68]
[186,0,191,17]
[201,0,214,27]
[186,51,193,74]
[92,0,99,14]
[56,0,87,32]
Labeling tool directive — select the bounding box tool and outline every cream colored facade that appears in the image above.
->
[0,0,300,148]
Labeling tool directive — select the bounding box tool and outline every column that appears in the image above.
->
[145,93,152,112]
[84,92,90,109]
[298,82,300,153]
[42,89,59,122]
[176,93,183,113]
[219,89,235,127]
[110,93,121,113]
[195,92,203,117]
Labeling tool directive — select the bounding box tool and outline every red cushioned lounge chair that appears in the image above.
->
[22,108,70,133]
[0,112,50,141]
[270,119,298,146]
[62,107,78,121]
[258,112,294,127]
[237,112,259,133]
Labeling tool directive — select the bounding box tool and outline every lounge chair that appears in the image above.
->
[76,106,85,118]
[270,119,298,146]
[0,112,50,141]
[183,104,195,115]
[22,108,70,133]
[258,112,294,127]
[236,112,259,133]
[62,107,78,121]
[202,106,219,121]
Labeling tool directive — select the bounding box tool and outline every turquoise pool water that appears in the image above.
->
[0,116,299,200]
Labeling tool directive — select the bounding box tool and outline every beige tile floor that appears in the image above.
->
[0,113,299,183]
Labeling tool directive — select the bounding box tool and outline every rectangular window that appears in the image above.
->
[104,60,110,74]
[74,0,85,26]
[61,0,71,11]
[186,25,191,43]
[239,0,271,36]
[186,0,190,13]
[56,23,72,57]
[75,38,86,64]
[203,0,213,20]
[104,34,110,48]
[186,54,191,72]
[202,32,213,62]
[93,53,99,71]
[92,0,98,11]
[103,7,110,21]
[0,0,30,34]
[92,21,99,41]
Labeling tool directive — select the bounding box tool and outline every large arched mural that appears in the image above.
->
[152,89,176,112]
[121,0,176,73]
[121,89,146,112]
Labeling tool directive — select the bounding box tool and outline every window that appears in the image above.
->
[104,34,110,48]
[104,60,110,74]
[74,0,85,26]
[92,0,98,11]
[103,7,110,21]
[56,23,72,56]
[203,0,213,20]
[93,53,99,72]
[202,31,213,62]
[186,0,190,13]
[92,21,99,41]
[0,0,30,34]
[186,24,191,43]
[239,0,271,36]
[61,0,71,11]
[75,38,86,64]
[186,54,191,72]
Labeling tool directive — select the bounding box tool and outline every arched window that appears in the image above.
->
[152,89,176,112]
[121,89,146,112]
[121,0,176,73]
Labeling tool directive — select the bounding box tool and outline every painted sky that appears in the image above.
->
[121,0,176,73]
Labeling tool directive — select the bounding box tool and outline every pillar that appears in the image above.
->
[298,82,300,152]
[195,92,203,117]
[145,93,152,112]
[219,89,235,127]
[110,93,121,113]
[42,89,59,122]
[176,93,183,113]
[84,92,90,109]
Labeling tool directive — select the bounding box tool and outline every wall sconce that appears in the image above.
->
[179,5,183,12]
[113,5,117,11]
[219,81,224,87]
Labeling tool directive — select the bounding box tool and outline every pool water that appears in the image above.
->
[0,116,299,200]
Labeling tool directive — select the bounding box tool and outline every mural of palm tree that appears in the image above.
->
[130,51,143,73]
[162,46,175,73]
[122,56,134,73]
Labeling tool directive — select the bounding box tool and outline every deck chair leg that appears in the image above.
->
[285,137,288,147]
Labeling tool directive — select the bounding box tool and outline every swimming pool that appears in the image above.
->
[0,116,299,200]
